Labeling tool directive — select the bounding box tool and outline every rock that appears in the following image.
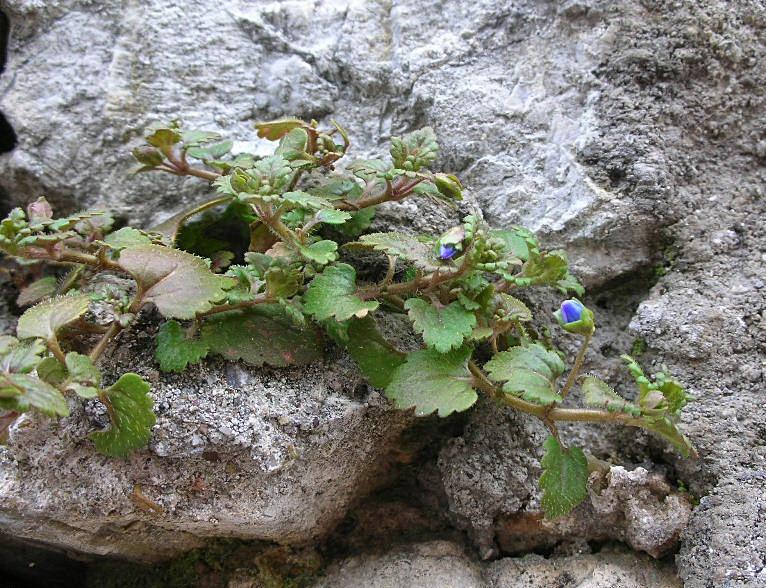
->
[315,541,485,588]
[0,324,411,562]
[496,466,692,559]
[0,0,765,584]
[314,540,680,588]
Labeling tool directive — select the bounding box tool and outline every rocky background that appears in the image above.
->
[0,1,764,587]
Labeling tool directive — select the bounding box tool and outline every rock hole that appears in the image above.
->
[0,10,17,154]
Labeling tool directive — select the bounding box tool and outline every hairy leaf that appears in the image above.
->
[118,245,234,319]
[91,373,155,457]
[404,299,476,353]
[0,338,46,374]
[104,227,154,250]
[255,118,305,141]
[265,266,301,299]
[539,436,588,519]
[385,346,476,417]
[17,294,91,341]
[315,209,352,225]
[17,276,57,307]
[640,416,696,458]
[201,306,322,367]
[36,357,67,385]
[299,240,338,265]
[345,316,406,388]
[335,207,375,237]
[282,191,332,209]
[484,343,566,405]
[581,375,641,416]
[355,232,437,270]
[0,373,69,417]
[303,263,378,321]
[390,127,439,171]
[155,320,209,373]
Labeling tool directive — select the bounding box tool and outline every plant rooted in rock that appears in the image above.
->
[0,119,695,516]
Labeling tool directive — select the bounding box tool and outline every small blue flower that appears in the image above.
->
[560,299,584,323]
[438,243,458,260]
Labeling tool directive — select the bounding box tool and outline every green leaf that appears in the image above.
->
[299,240,338,265]
[255,118,305,141]
[335,207,375,238]
[155,321,209,373]
[0,338,46,374]
[345,316,406,388]
[186,140,233,160]
[315,209,352,225]
[180,129,221,146]
[385,346,476,417]
[640,416,696,458]
[0,373,69,417]
[118,245,234,319]
[36,357,67,385]
[17,294,91,341]
[484,343,566,405]
[65,352,101,386]
[91,373,155,458]
[303,263,379,321]
[581,375,641,416]
[539,436,588,519]
[282,191,332,209]
[103,227,154,250]
[355,232,437,270]
[309,178,363,201]
[146,127,181,150]
[17,276,57,307]
[201,306,322,367]
[517,249,570,288]
[404,299,476,353]
[132,146,164,167]
[496,294,533,322]
[557,272,585,297]
[265,266,301,299]
[390,127,439,171]
[276,128,310,161]
[347,159,392,180]
[490,227,537,262]
[252,155,294,194]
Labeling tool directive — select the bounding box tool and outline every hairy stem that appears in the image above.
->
[559,332,592,400]
[47,336,67,364]
[468,360,643,426]
[89,323,121,362]
[197,295,270,318]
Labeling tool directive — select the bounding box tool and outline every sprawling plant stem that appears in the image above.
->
[468,360,642,427]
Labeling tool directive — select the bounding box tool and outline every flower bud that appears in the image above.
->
[433,173,463,200]
[554,299,595,335]
[26,197,53,224]
[438,243,458,260]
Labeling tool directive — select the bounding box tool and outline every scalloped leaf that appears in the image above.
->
[0,373,69,417]
[16,294,91,341]
[581,375,641,416]
[303,263,379,321]
[345,316,406,388]
[0,337,46,374]
[201,306,322,367]
[385,346,476,417]
[390,127,439,171]
[118,245,234,319]
[404,298,476,353]
[355,232,438,270]
[255,118,305,141]
[484,343,566,405]
[155,320,209,373]
[91,373,155,457]
[299,240,338,265]
[282,191,333,209]
[17,276,57,307]
[539,435,588,519]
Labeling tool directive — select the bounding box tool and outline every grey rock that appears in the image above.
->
[0,0,764,584]
[313,541,680,588]
[0,330,411,562]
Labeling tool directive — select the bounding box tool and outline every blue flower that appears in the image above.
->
[438,243,458,260]
[560,299,584,323]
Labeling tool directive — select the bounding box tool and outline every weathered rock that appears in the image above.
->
[314,540,680,588]
[0,0,765,584]
[0,325,411,562]
[496,466,693,559]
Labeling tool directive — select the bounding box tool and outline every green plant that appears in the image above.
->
[0,119,694,517]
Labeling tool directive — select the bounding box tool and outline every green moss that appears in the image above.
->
[630,337,648,356]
